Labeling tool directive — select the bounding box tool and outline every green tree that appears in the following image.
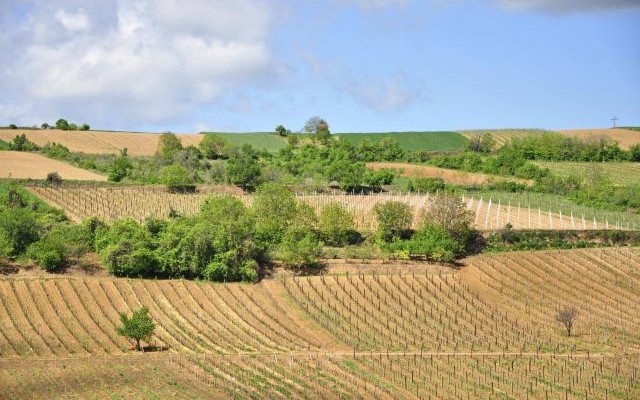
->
[159,164,194,192]
[108,156,133,182]
[275,125,289,137]
[199,134,228,159]
[118,307,155,351]
[318,202,356,246]
[80,123,90,131]
[252,184,300,245]
[0,208,40,256]
[374,201,412,242]
[55,118,70,130]
[420,193,477,250]
[10,134,39,151]
[157,132,183,161]
[226,153,262,190]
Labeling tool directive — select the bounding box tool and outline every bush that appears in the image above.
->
[108,156,133,182]
[374,201,412,242]
[45,172,63,185]
[407,177,445,193]
[55,119,69,130]
[9,134,39,151]
[27,236,68,272]
[386,224,462,262]
[157,132,183,161]
[226,152,262,190]
[363,169,395,190]
[42,142,70,159]
[199,134,228,159]
[278,226,323,270]
[318,202,357,246]
[0,208,40,256]
[159,165,194,192]
[420,193,477,250]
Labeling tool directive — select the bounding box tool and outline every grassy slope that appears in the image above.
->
[0,138,9,150]
[205,132,288,152]
[336,131,467,151]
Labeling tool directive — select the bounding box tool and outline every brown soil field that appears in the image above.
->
[0,248,639,398]
[559,128,640,149]
[367,162,532,186]
[0,129,202,156]
[0,151,107,181]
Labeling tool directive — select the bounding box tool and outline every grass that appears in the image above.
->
[337,131,467,151]
[203,132,288,152]
[533,161,640,186]
[0,138,9,150]
[618,126,640,132]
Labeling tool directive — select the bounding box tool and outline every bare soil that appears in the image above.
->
[0,151,106,181]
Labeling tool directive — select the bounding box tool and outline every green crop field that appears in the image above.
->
[336,131,468,151]
[458,129,552,148]
[534,161,640,186]
[0,138,9,150]
[204,132,288,152]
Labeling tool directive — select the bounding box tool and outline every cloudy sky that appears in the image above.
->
[1,0,639,132]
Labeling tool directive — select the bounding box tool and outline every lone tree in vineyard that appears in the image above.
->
[556,306,578,337]
[118,307,155,351]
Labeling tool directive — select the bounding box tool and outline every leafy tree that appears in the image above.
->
[68,123,78,131]
[9,124,17,129]
[55,118,69,130]
[159,164,194,192]
[156,132,183,161]
[374,201,412,242]
[118,307,155,351]
[467,132,496,153]
[226,153,262,191]
[275,125,290,137]
[421,193,476,245]
[41,123,50,129]
[326,160,365,191]
[80,124,90,131]
[363,169,395,190]
[108,156,133,182]
[199,134,228,159]
[252,183,299,245]
[318,202,357,246]
[9,134,39,151]
[629,144,640,162]
[303,116,323,134]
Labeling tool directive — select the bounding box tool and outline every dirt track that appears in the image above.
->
[0,151,106,181]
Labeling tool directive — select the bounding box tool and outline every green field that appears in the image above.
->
[0,138,9,150]
[534,161,640,186]
[204,132,288,152]
[336,131,467,151]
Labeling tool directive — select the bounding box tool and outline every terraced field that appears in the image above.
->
[1,248,639,398]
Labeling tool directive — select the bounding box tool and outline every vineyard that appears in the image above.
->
[534,161,640,186]
[1,248,639,398]
[27,184,640,230]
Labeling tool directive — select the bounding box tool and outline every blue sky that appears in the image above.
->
[1,0,638,133]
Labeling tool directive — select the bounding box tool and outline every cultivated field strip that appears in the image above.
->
[534,161,640,187]
[461,248,640,352]
[28,185,638,230]
[0,355,218,400]
[0,278,331,358]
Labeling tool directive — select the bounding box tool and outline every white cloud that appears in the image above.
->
[496,0,640,14]
[0,0,280,128]
[55,9,91,32]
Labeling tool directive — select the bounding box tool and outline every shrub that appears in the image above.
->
[118,307,155,351]
[252,184,299,245]
[108,156,133,182]
[278,226,323,270]
[45,172,63,185]
[42,142,70,159]
[408,177,445,193]
[9,134,39,151]
[27,236,68,272]
[0,208,40,256]
[386,224,462,262]
[226,153,262,190]
[156,132,183,161]
[159,164,194,192]
[318,202,357,246]
[374,201,412,242]
[80,124,90,131]
[199,134,228,159]
[364,169,395,190]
